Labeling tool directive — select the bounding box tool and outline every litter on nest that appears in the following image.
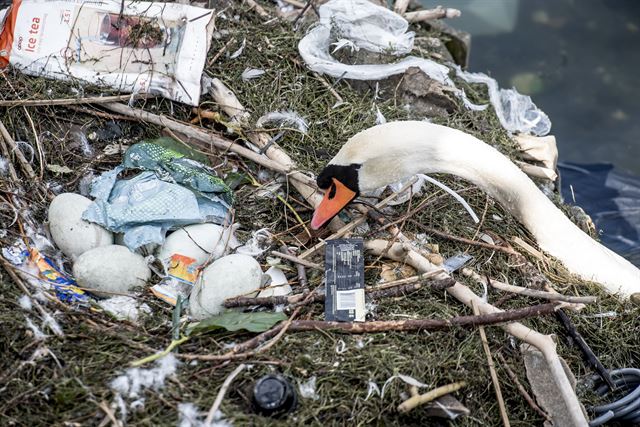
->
[0,0,215,104]
[83,140,232,250]
[256,111,309,134]
[298,0,485,111]
[456,67,551,136]
[3,242,88,303]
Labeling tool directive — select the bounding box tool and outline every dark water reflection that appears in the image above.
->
[423,0,640,174]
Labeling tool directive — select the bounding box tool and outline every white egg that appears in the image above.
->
[48,193,113,260]
[189,254,263,320]
[158,223,239,267]
[73,245,151,297]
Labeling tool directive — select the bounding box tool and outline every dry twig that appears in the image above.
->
[398,381,466,413]
[473,301,510,427]
[462,269,596,304]
[405,7,461,23]
[270,250,321,269]
[205,364,247,425]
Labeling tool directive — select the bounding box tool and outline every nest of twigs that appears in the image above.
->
[0,1,638,426]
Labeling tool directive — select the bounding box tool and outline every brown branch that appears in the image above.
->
[223,278,454,308]
[179,303,559,361]
[365,269,444,291]
[473,301,510,427]
[281,245,308,287]
[404,7,461,23]
[0,94,145,107]
[555,310,615,390]
[0,120,37,181]
[462,268,596,305]
[407,218,518,255]
[270,250,321,269]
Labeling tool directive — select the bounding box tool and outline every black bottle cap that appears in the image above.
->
[252,374,297,416]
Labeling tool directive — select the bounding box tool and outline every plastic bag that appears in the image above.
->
[297,0,485,111]
[83,143,232,250]
[456,68,551,136]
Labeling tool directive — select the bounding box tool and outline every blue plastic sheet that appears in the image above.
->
[559,162,640,266]
[83,169,230,250]
[82,142,232,250]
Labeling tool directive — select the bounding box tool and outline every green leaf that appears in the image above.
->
[187,311,288,336]
[46,164,73,174]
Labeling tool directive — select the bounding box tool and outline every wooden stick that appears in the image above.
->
[364,239,588,426]
[312,71,344,106]
[97,400,123,427]
[278,303,557,333]
[405,7,461,23]
[495,353,551,422]
[0,128,19,181]
[223,278,454,308]
[0,94,142,107]
[473,301,510,427]
[271,250,321,269]
[407,219,517,255]
[280,0,305,7]
[462,269,598,304]
[282,245,308,287]
[368,279,455,298]
[393,0,410,15]
[101,103,318,188]
[243,0,270,17]
[181,303,559,362]
[365,269,444,291]
[205,363,246,425]
[398,381,466,413]
[0,120,37,181]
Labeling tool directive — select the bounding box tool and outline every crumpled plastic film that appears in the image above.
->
[319,0,414,56]
[297,0,486,111]
[456,68,551,136]
[123,142,234,205]
[83,143,232,251]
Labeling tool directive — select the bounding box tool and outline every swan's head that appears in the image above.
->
[310,163,361,229]
[310,121,435,229]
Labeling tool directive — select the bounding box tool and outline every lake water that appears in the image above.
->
[423,0,640,174]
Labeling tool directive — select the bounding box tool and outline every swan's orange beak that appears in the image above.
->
[310,178,357,230]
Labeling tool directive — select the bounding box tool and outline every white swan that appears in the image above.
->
[310,121,640,300]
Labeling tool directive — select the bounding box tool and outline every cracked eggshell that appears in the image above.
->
[48,193,113,260]
[258,266,292,298]
[73,245,151,297]
[158,224,240,267]
[189,254,263,320]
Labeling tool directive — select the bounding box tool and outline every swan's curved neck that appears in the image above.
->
[330,121,640,299]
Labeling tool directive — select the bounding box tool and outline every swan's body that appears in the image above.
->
[315,121,640,299]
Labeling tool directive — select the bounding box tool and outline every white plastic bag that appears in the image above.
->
[298,0,485,111]
[456,68,551,136]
